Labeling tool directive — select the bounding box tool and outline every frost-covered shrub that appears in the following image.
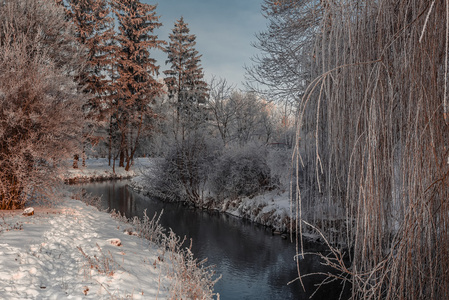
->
[150,132,222,203]
[112,210,220,299]
[266,146,293,190]
[0,0,85,209]
[145,156,184,201]
[210,143,271,200]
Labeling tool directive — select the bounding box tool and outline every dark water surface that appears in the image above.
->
[78,180,350,300]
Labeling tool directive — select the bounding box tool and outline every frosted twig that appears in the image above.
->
[419,0,435,43]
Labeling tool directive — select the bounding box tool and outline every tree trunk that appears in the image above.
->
[119,149,125,167]
[73,154,79,168]
[82,144,86,167]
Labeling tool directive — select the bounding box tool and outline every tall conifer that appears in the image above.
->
[64,0,115,167]
[164,17,208,136]
[111,0,164,170]
[66,0,115,115]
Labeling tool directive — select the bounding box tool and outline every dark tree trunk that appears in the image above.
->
[73,154,79,169]
[82,144,86,167]
[119,150,125,167]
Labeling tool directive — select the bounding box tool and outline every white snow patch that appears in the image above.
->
[22,207,34,216]
[0,198,172,299]
[224,190,293,231]
[63,157,152,182]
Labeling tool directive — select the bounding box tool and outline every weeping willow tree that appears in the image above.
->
[251,0,449,299]
[301,0,449,298]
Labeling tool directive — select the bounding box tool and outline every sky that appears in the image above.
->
[144,0,267,89]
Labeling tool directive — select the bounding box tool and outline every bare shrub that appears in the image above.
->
[129,209,165,244]
[149,132,221,204]
[161,231,221,300]
[77,243,123,277]
[0,0,85,209]
[210,143,272,200]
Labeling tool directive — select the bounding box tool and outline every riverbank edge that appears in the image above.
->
[128,174,329,245]
[62,158,137,184]
[128,179,338,253]
[63,158,325,246]
[64,174,134,184]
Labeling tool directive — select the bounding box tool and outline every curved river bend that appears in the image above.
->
[78,180,350,300]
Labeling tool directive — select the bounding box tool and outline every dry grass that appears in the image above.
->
[77,243,122,277]
[111,210,220,299]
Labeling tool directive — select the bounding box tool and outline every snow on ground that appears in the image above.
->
[223,190,293,232]
[0,198,172,299]
[63,158,152,183]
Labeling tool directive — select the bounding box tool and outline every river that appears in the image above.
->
[78,180,350,300]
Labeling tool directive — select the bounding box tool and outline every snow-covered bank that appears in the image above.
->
[0,198,170,299]
[0,195,218,299]
[61,156,293,233]
[223,190,292,232]
[130,158,294,233]
[64,157,312,238]
[62,158,151,183]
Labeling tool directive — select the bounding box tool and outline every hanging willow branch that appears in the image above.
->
[287,0,449,299]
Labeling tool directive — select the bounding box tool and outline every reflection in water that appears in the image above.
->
[79,180,350,300]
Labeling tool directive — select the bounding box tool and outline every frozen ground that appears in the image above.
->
[63,158,152,182]
[0,197,173,299]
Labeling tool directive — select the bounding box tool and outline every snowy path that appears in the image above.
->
[0,199,171,299]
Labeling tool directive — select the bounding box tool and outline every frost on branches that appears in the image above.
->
[164,17,208,138]
[0,0,86,209]
[110,0,164,171]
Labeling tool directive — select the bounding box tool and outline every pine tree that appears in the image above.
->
[111,0,164,170]
[64,0,115,168]
[164,17,208,138]
[66,0,115,116]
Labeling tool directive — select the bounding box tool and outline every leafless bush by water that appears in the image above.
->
[161,231,220,300]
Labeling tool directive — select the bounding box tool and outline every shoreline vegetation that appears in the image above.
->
[64,158,330,246]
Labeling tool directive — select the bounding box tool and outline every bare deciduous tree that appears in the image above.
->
[0,0,86,209]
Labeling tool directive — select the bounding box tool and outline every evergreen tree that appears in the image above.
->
[63,0,115,168]
[66,0,115,116]
[164,17,208,137]
[111,0,164,170]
